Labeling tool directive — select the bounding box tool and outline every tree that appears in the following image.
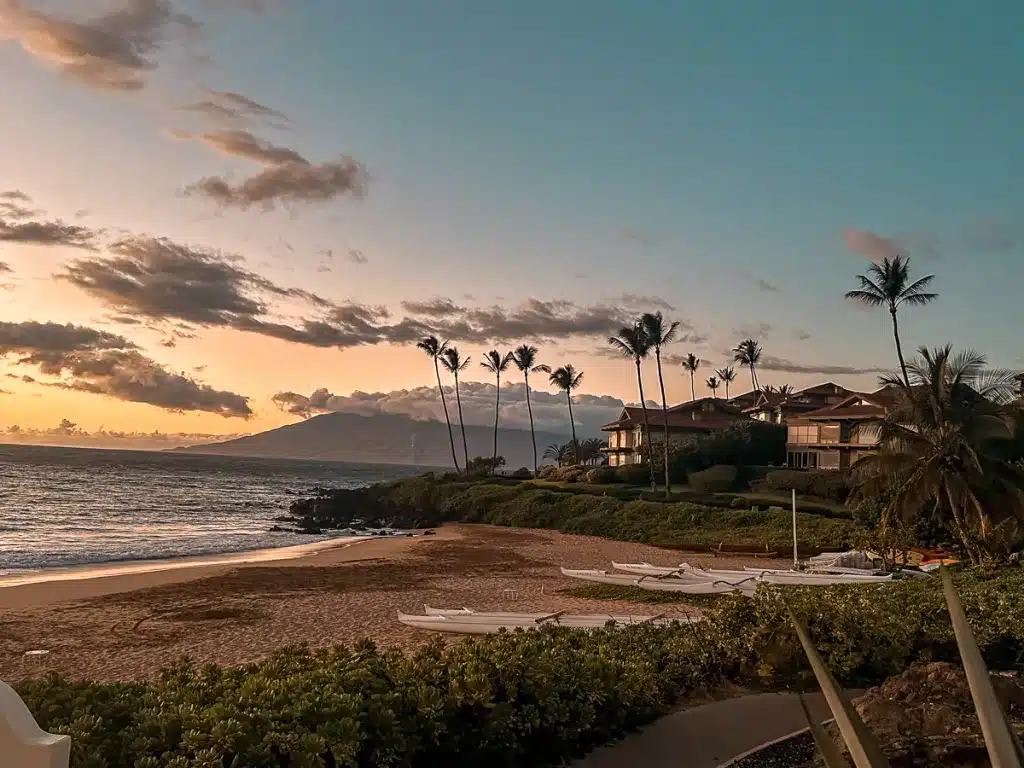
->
[511,344,551,475]
[578,436,607,466]
[466,455,506,475]
[416,336,460,473]
[440,346,471,471]
[849,345,1024,564]
[549,364,584,466]
[845,254,938,389]
[716,366,736,399]
[609,323,656,488]
[706,376,719,398]
[480,350,514,474]
[641,311,680,496]
[543,442,574,467]
[733,339,762,391]
[777,384,794,396]
[681,353,701,401]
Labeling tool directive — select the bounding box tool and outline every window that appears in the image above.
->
[854,424,879,445]
[787,425,819,444]
[819,424,840,444]
[817,450,841,470]
[788,451,818,469]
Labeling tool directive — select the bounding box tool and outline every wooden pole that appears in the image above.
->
[792,488,798,567]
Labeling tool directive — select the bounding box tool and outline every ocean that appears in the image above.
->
[0,444,432,573]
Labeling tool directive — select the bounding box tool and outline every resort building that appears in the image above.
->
[743,382,853,424]
[785,387,900,470]
[601,398,750,467]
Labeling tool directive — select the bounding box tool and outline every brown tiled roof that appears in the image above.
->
[601,401,750,431]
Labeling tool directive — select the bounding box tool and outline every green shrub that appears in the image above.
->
[688,465,739,493]
[764,469,851,501]
[18,571,1024,767]
[764,469,814,494]
[615,464,651,486]
[585,467,618,484]
[509,467,533,479]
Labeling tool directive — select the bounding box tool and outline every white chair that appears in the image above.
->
[0,680,71,768]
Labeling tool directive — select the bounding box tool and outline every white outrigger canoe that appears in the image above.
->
[398,606,691,634]
[561,567,757,594]
[610,562,892,586]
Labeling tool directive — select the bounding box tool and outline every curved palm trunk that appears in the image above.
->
[635,360,657,488]
[724,380,730,399]
[655,349,671,496]
[524,373,538,474]
[453,372,470,470]
[565,390,578,465]
[689,372,695,401]
[434,359,460,472]
[753,365,760,391]
[890,307,911,389]
[491,372,501,473]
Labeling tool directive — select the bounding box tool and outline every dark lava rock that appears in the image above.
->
[729,732,815,767]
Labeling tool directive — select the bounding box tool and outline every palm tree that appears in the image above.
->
[845,254,938,389]
[549,364,584,466]
[542,442,573,467]
[762,384,778,395]
[641,311,680,495]
[849,345,1024,564]
[511,344,551,475]
[733,339,762,391]
[706,375,719,398]
[681,353,701,401]
[777,384,794,396]
[480,350,513,474]
[609,323,656,488]
[416,336,460,473]
[715,366,736,399]
[580,437,607,465]
[440,346,471,471]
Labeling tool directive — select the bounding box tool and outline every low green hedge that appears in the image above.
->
[18,570,1024,767]
[764,469,852,502]
[688,465,740,493]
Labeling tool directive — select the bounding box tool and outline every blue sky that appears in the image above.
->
[0,0,1021,437]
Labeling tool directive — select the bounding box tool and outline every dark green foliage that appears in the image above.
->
[615,464,651,485]
[688,465,740,493]
[509,467,533,479]
[585,467,618,484]
[668,422,786,477]
[764,469,852,502]
[558,584,725,607]
[465,455,506,476]
[19,571,1024,767]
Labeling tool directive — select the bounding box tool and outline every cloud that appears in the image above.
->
[400,297,463,317]
[273,381,628,435]
[619,228,659,249]
[173,129,305,165]
[793,329,812,341]
[186,155,368,210]
[0,0,199,91]
[733,322,774,339]
[757,354,887,376]
[0,320,251,416]
[755,279,778,292]
[347,248,367,265]
[967,217,1019,253]
[616,293,676,312]
[0,190,101,248]
[0,262,11,273]
[180,88,288,128]
[842,228,940,262]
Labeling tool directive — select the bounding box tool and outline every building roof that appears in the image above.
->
[787,387,900,423]
[602,398,750,431]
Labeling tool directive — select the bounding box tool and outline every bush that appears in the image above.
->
[17,571,1024,767]
[536,465,559,479]
[765,470,851,502]
[688,465,739,493]
[615,464,651,486]
[509,467,533,479]
[585,467,618,484]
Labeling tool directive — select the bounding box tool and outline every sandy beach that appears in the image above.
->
[0,525,789,682]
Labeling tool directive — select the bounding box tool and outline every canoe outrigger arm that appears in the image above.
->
[534,610,567,624]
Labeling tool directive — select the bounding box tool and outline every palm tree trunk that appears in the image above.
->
[890,307,911,389]
[524,373,538,474]
[944,485,979,565]
[635,360,656,488]
[689,372,695,401]
[491,372,500,474]
[655,349,671,497]
[566,390,578,465]
[453,373,469,470]
[724,380,730,399]
[749,365,757,392]
[753,364,760,391]
[435,360,460,472]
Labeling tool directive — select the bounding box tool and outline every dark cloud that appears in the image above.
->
[967,217,1019,253]
[0,320,250,416]
[758,355,887,376]
[733,322,774,339]
[173,129,305,165]
[400,297,463,317]
[0,262,12,273]
[180,88,288,128]
[273,382,627,435]
[347,248,367,265]
[0,0,199,91]
[755,279,778,292]
[0,190,100,248]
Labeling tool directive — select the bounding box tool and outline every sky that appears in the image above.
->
[0,0,1022,444]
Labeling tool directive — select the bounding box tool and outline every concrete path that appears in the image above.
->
[573,692,835,768]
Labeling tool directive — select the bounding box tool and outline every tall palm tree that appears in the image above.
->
[416,336,460,472]
[609,323,656,488]
[715,366,736,399]
[480,350,513,474]
[777,384,794,396]
[850,345,1023,563]
[543,442,573,467]
[845,254,938,389]
[733,339,762,391]
[641,311,680,495]
[549,364,584,466]
[706,375,719,398]
[511,344,551,475]
[440,346,471,471]
[681,353,702,401]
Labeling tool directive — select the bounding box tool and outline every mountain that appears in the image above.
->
[174,412,579,468]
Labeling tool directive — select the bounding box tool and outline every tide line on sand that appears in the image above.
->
[0,536,369,589]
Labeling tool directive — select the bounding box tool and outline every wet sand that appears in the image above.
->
[0,525,790,682]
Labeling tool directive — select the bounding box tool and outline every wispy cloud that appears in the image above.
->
[0,190,101,248]
[180,88,289,128]
[843,228,940,262]
[758,354,887,376]
[347,248,368,264]
[967,217,1019,253]
[755,278,778,292]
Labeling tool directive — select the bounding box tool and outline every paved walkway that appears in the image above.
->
[573,692,836,768]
